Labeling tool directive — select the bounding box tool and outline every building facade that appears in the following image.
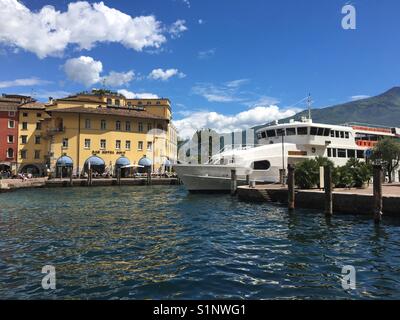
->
[15,90,178,177]
[0,94,33,173]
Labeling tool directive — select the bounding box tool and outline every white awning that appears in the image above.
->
[121,164,145,169]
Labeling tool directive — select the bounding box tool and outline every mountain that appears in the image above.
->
[278,87,400,128]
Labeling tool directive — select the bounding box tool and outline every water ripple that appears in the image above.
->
[1,186,400,299]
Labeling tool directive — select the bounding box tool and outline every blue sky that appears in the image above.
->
[1,0,400,137]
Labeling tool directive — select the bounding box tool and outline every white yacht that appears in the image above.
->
[175,117,399,192]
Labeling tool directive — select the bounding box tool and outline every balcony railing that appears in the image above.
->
[47,126,65,134]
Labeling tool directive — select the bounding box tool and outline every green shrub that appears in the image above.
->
[294,158,319,189]
[345,158,372,188]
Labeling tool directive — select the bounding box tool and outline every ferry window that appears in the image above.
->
[333,149,337,157]
[277,129,285,136]
[317,128,324,136]
[256,132,262,139]
[286,128,296,136]
[310,127,318,135]
[340,131,345,139]
[261,131,267,139]
[266,130,276,137]
[330,131,335,137]
[327,148,332,157]
[335,131,339,138]
[357,150,364,159]
[345,132,349,139]
[338,149,346,158]
[297,127,308,135]
[252,160,271,170]
[347,149,355,158]
[323,128,331,136]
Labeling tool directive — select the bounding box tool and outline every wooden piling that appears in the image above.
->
[373,164,383,223]
[87,169,92,186]
[287,164,295,211]
[146,166,152,185]
[117,168,121,186]
[246,174,250,186]
[324,165,333,216]
[279,169,286,185]
[69,168,73,187]
[231,169,237,195]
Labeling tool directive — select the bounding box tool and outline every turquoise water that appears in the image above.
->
[0,185,400,299]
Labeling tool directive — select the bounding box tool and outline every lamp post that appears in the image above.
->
[278,128,286,185]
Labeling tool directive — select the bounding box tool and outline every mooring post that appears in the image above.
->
[373,164,383,223]
[324,165,333,216]
[117,168,121,186]
[69,168,73,187]
[146,166,152,185]
[231,169,237,196]
[279,169,286,185]
[287,164,295,211]
[246,174,250,186]
[87,168,92,186]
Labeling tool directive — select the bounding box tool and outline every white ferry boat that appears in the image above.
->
[175,117,400,192]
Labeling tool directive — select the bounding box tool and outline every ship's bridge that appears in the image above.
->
[256,120,356,148]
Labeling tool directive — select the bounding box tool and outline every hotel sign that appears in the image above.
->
[92,150,126,155]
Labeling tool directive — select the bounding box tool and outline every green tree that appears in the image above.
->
[371,138,400,183]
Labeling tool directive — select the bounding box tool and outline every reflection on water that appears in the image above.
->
[0,186,400,299]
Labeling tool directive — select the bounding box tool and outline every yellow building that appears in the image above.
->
[17,90,178,177]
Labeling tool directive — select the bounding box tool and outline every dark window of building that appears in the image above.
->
[34,150,40,159]
[115,99,120,106]
[85,119,91,129]
[37,113,42,117]
[116,121,121,131]
[252,160,271,170]
[101,120,106,130]
[297,127,308,135]
[23,112,28,117]
[35,136,41,144]
[20,150,27,159]
[345,132,350,139]
[22,122,28,130]
[125,121,131,131]
[107,98,112,105]
[327,148,332,157]
[6,148,14,159]
[340,131,345,139]
[338,149,346,158]
[335,131,340,138]
[36,122,42,130]
[347,149,356,158]
[333,148,337,157]
[138,122,143,132]
[286,128,296,136]
[21,135,27,144]
[357,150,364,159]
[261,131,267,139]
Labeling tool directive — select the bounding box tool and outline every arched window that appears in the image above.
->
[6,148,14,159]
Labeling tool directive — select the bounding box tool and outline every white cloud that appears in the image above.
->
[173,105,299,139]
[118,89,159,99]
[103,71,134,87]
[148,68,186,81]
[192,80,250,103]
[64,56,103,87]
[169,19,188,39]
[182,0,191,8]
[198,19,204,25]
[350,95,370,101]
[0,0,168,58]
[0,77,50,88]
[198,48,215,60]
[64,56,133,87]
